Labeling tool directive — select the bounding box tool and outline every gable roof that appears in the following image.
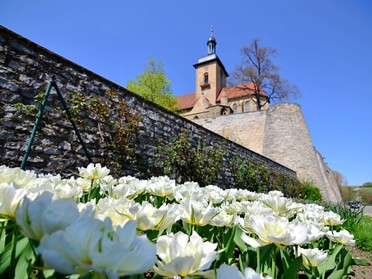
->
[176,92,197,110]
[191,95,212,112]
[216,82,267,101]
[176,82,267,110]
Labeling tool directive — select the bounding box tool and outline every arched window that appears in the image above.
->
[245,102,250,112]
[232,104,238,114]
[204,72,209,84]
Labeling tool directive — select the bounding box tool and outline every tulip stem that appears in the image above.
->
[10,224,18,279]
[271,248,277,279]
[257,247,261,273]
[87,179,94,201]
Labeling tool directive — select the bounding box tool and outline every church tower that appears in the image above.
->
[193,27,229,105]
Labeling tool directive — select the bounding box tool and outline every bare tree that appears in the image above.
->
[333,170,348,188]
[229,39,300,110]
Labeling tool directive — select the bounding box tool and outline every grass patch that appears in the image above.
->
[354,215,372,252]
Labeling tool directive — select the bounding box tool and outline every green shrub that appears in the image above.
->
[231,158,263,192]
[298,181,322,202]
[161,131,224,187]
[230,156,301,197]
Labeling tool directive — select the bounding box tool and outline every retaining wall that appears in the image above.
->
[0,25,295,187]
[195,103,342,202]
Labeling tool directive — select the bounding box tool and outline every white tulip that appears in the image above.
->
[0,182,27,220]
[37,218,156,278]
[235,189,261,201]
[304,223,327,242]
[298,247,328,267]
[96,197,140,227]
[286,220,310,245]
[146,176,176,199]
[241,215,308,248]
[179,198,218,226]
[77,200,98,216]
[326,229,355,246]
[240,201,275,218]
[52,178,83,200]
[16,192,80,241]
[78,163,110,180]
[174,181,204,202]
[210,208,235,227]
[217,263,272,279]
[98,174,118,197]
[72,177,92,193]
[223,200,244,216]
[203,185,226,204]
[297,210,326,229]
[268,190,284,197]
[0,165,37,188]
[154,231,217,278]
[137,202,180,231]
[113,176,146,199]
[259,194,298,218]
[323,211,344,226]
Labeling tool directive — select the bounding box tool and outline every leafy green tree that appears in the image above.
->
[362,182,372,187]
[127,57,178,112]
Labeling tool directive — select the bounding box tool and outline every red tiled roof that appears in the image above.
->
[176,82,267,110]
[216,82,267,101]
[176,92,197,110]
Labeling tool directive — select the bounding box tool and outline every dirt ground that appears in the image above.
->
[348,246,372,279]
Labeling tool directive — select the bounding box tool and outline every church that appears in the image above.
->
[176,30,269,119]
[176,31,342,202]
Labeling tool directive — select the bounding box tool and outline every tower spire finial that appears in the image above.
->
[207,25,216,55]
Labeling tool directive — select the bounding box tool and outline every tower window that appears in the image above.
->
[204,72,209,84]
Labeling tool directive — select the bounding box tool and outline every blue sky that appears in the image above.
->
[1,0,371,186]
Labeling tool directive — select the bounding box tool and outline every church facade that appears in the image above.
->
[176,32,269,120]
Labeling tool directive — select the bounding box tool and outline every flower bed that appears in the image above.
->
[0,163,358,278]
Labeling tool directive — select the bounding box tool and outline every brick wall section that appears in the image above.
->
[0,25,295,186]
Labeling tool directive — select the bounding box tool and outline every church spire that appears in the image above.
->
[207,25,217,55]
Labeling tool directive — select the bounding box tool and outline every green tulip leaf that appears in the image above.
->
[15,239,36,279]
[281,256,303,279]
[233,226,247,252]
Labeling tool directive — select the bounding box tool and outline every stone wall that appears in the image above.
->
[263,103,341,202]
[196,103,342,202]
[194,110,267,154]
[0,25,295,187]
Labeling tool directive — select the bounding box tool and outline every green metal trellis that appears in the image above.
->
[20,76,93,170]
